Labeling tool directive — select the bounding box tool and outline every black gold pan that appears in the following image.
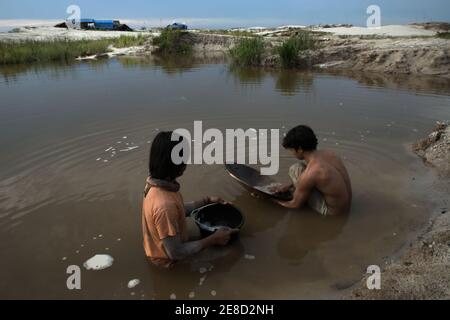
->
[225,164,293,201]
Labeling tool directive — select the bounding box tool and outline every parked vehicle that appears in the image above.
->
[166,22,188,30]
[55,19,133,31]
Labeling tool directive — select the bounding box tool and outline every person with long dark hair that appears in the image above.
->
[142,131,239,268]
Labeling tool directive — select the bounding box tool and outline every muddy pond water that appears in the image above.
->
[0,56,449,299]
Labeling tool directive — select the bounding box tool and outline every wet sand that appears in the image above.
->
[0,57,449,299]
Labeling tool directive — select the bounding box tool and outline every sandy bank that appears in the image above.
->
[309,37,450,77]
[0,26,149,42]
[315,25,437,37]
[165,27,450,78]
[2,24,450,78]
[413,123,450,177]
[347,124,450,300]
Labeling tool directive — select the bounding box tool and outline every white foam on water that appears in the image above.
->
[189,292,195,299]
[170,293,177,300]
[128,279,140,289]
[83,254,114,271]
[120,146,139,152]
[62,257,67,261]
[199,267,208,274]
[211,290,217,297]
[105,147,113,152]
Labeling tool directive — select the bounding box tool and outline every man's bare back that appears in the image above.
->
[302,150,352,215]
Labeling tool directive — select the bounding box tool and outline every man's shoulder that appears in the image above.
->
[320,149,339,159]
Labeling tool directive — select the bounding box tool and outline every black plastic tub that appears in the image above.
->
[190,203,245,237]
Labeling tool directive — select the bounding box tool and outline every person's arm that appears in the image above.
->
[184,197,209,216]
[275,170,315,209]
[162,229,239,261]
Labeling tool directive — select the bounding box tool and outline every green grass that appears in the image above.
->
[8,28,22,33]
[113,34,148,48]
[152,29,192,55]
[277,32,317,68]
[437,32,450,39]
[229,37,265,66]
[0,35,149,65]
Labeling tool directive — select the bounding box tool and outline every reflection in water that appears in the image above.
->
[274,70,314,95]
[119,53,228,75]
[320,69,450,96]
[228,65,315,95]
[228,65,267,85]
[277,213,348,265]
[2,54,450,96]
[0,58,111,83]
[149,241,244,299]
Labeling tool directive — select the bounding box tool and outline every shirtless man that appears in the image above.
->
[272,125,352,216]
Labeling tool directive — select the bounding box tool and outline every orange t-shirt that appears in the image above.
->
[142,186,188,267]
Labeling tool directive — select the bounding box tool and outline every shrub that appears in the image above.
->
[229,37,265,66]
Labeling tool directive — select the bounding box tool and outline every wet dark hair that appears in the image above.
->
[282,125,318,151]
[149,131,187,180]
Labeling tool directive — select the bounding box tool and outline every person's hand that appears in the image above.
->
[207,196,229,205]
[269,183,292,194]
[210,228,240,246]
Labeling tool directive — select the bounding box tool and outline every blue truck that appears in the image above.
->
[55,19,133,31]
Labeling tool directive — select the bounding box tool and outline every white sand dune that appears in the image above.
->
[315,25,437,37]
[0,26,144,42]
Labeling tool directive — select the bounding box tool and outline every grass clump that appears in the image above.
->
[277,32,317,68]
[229,37,265,66]
[152,29,192,55]
[0,35,149,65]
[8,28,22,33]
[113,34,148,48]
[437,32,450,39]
